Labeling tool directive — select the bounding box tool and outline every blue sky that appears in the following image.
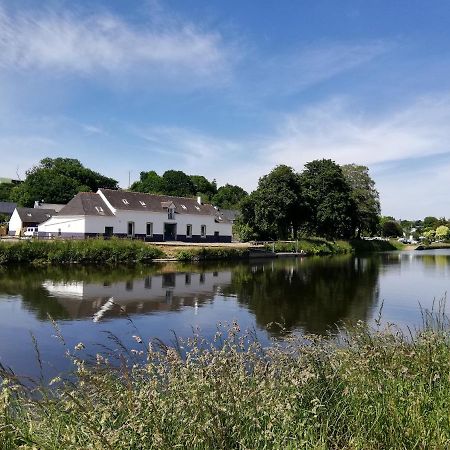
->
[2,0,450,218]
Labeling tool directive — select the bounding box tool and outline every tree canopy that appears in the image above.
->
[10,158,118,206]
[341,164,380,237]
[212,184,248,209]
[300,159,357,239]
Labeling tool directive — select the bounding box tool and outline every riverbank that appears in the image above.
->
[1,316,449,449]
[0,237,403,265]
[416,242,450,250]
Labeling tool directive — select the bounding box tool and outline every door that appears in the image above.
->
[164,223,177,241]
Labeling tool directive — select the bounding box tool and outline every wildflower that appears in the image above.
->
[132,335,143,344]
[74,342,85,350]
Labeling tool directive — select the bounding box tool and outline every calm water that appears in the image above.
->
[1,250,449,380]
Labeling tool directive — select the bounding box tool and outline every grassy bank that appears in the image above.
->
[0,239,164,265]
[264,238,352,255]
[349,238,404,253]
[1,315,449,449]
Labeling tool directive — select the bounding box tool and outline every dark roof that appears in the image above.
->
[0,201,17,215]
[58,192,114,217]
[219,209,240,222]
[16,207,56,223]
[100,189,219,217]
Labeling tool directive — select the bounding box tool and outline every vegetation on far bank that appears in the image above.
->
[1,312,449,449]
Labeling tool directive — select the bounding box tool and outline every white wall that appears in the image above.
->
[8,209,23,233]
[38,215,85,236]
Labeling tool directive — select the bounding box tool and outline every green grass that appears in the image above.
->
[175,247,250,261]
[349,238,403,253]
[264,238,352,256]
[1,311,449,449]
[0,238,165,265]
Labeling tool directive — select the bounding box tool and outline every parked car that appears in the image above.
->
[23,227,38,237]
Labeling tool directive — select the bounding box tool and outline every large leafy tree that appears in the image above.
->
[130,171,164,194]
[381,220,403,237]
[161,170,196,197]
[300,159,357,239]
[240,165,306,240]
[212,184,248,209]
[190,175,217,201]
[341,164,380,237]
[10,158,118,206]
[0,183,14,202]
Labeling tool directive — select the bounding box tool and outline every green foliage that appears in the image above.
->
[0,239,164,265]
[341,164,380,236]
[212,184,248,209]
[300,159,357,239]
[1,316,450,449]
[241,165,305,240]
[0,183,14,202]
[130,170,164,194]
[175,247,249,261]
[190,175,217,201]
[264,238,352,255]
[435,225,449,240]
[160,170,196,197]
[10,158,118,206]
[423,216,439,229]
[381,220,403,237]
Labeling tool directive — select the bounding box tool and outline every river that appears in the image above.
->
[0,250,449,380]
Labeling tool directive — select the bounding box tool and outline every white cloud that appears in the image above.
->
[0,6,233,82]
[263,95,450,170]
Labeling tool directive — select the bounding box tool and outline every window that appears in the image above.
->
[104,226,113,237]
[214,231,219,237]
[139,201,146,206]
[122,199,129,205]
[27,213,32,217]
[146,222,153,237]
[127,221,135,237]
[195,206,200,211]
[201,225,206,238]
[200,273,205,284]
[186,224,192,238]
[181,204,187,210]
[126,280,133,291]
[58,228,61,236]
[144,276,152,289]
[185,273,191,285]
[95,206,104,213]
[168,208,175,220]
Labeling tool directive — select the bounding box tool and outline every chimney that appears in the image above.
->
[197,196,202,205]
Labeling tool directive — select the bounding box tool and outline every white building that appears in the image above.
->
[38,189,233,242]
[9,207,57,236]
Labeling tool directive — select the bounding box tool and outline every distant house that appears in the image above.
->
[34,201,65,212]
[38,189,233,242]
[218,209,240,224]
[9,207,57,236]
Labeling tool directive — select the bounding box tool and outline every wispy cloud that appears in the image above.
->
[0,5,234,83]
[246,40,391,98]
[263,95,450,169]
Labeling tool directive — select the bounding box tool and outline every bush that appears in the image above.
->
[0,239,165,265]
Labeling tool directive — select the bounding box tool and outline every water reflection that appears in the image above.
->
[0,256,381,336]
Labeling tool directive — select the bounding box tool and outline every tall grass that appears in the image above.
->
[264,238,352,255]
[1,312,449,449]
[0,239,165,265]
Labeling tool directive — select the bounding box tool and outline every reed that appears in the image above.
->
[1,310,449,449]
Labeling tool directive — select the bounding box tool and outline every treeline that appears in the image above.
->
[0,158,248,210]
[130,170,247,209]
[236,160,380,241]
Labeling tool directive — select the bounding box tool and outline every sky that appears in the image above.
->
[2,0,450,219]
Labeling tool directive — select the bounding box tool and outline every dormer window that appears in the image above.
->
[181,204,187,210]
[168,207,175,220]
[27,213,32,217]
[139,201,146,206]
[95,206,104,213]
[122,199,129,205]
[195,206,200,211]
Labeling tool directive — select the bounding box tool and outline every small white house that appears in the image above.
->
[38,189,233,242]
[9,207,57,236]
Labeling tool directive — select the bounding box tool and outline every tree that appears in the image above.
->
[300,159,357,239]
[212,184,248,209]
[130,171,164,194]
[341,164,380,237]
[161,170,196,197]
[381,220,403,237]
[240,165,305,240]
[435,225,449,240]
[0,183,14,202]
[10,158,118,206]
[423,216,438,230]
[190,175,217,201]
